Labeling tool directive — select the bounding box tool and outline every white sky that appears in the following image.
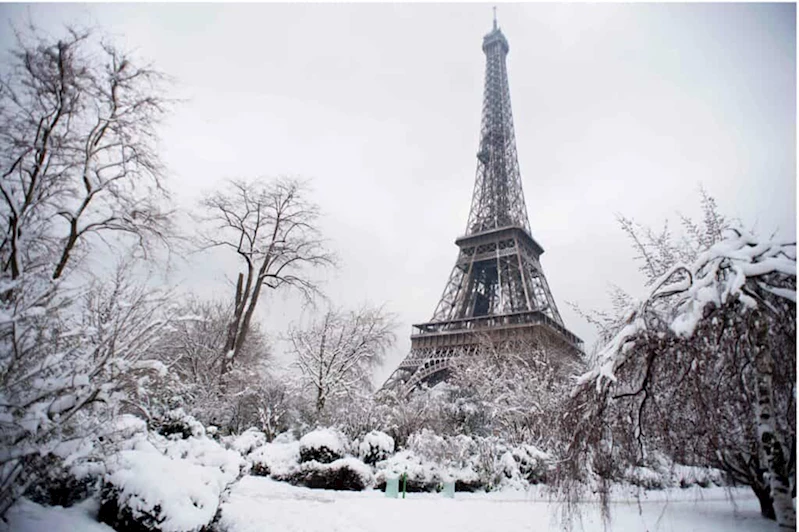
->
[1,3,795,383]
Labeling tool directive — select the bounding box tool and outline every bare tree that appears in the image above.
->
[146,297,272,431]
[289,306,396,412]
[198,178,334,378]
[616,186,727,287]
[0,26,172,284]
[447,335,576,445]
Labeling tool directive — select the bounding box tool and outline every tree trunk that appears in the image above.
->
[220,272,245,382]
[316,392,325,413]
[752,480,777,520]
[753,328,796,529]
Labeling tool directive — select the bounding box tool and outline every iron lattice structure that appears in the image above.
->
[387,17,583,393]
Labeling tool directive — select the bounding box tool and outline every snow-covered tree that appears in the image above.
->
[571,188,729,365]
[560,228,795,528]
[0,258,177,516]
[146,297,272,432]
[197,178,334,380]
[0,27,172,283]
[447,335,577,445]
[0,26,175,517]
[617,187,728,287]
[289,306,395,413]
[371,386,449,448]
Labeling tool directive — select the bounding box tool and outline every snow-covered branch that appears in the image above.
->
[289,306,396,413]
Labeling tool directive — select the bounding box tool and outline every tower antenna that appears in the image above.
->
[493,6,497,30]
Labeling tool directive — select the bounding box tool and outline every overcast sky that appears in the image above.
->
[1,3,795,383]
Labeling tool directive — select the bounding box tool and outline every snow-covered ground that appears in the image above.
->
[4,498,111,532]
[216,478,771,532]
[5,478,773,532]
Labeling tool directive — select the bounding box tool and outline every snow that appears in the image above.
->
[3,498,114,532]
[248,439,301,477]
[299,428,346,456]
[2,476,777,532]
[103,433,243,532]
[299,457,374,487]
[227,428,267,456]
[359,430,394,456]
[575,230,796,391]
[376,449,440,484]
[214,476,773,532]
[358,430,394,463]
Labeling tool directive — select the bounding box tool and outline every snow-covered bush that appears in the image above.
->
[0,267,177,516]
[358,430,395,466]
[20,417,130,508]
[404,430,496,491]
[287,457,374,491]
[23,454,100,508]
[27,414,151,508]
[298,428,347,464]
[226,428,267,457]
[400,430,555,491]
[673,465,724,488]
[407,429,450,463]
[248,438,301,479]
[622,463,725,490]
[497,451,526,489]
[624,466,667,490]
[510,444,551,485]
[99,431,243,532]
[152,409,206,440]
[375,450,442,492]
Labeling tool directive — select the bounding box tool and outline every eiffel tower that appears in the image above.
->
[387,13,583,393]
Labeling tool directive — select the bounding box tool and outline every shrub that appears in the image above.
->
[621,462,725,490]
[451,467,483,492]
[406,430,494,491]
[226,428,267,457]
[25,414,145,507]
[248,439,301,479]
[99,431,243,532]
[358,431,395,466]
[153,409,206,440]
[23,456,101,507]
[673,465,724,488]
[511,444,551,485]
[287,457,373,491]
[624,466,668,490]
[298,428,347,464]
[375,450,441,493]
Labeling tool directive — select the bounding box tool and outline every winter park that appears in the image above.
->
[0,3,796,532]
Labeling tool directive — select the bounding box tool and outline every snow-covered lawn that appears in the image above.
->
[5,477,773,532]
[217,477,771,532]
